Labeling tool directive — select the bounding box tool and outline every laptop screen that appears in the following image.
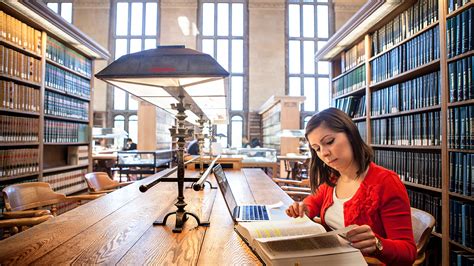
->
[213,164,238,217]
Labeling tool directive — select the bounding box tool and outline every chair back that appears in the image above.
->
[411,207,435,263]
[2,182,65,211]
[84,172,117,192]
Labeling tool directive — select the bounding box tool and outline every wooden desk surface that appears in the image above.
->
[0,168,294,265]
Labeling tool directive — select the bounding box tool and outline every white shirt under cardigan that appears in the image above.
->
[325,188,353,230]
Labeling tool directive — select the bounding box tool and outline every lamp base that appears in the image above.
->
[153,210,210,233]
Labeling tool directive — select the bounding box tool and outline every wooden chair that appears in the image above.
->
[84,172,133,193]
[365,207,435,266]
[273,178,311,201]
[2,182,103,216]
[0,211,53,239]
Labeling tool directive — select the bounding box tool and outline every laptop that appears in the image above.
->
[213,164,271,222]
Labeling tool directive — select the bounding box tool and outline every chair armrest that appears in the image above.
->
[284,191,311,197]
[0,215,54,228]
[103,181,134,190]
[3,210,51,218]
[273,178,305,186]
[66,193,105,201]
[281,186,312,193]
[89,190,116,194]
[364,256,383,265]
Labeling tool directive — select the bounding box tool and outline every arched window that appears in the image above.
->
[287,0,333,120]
[128,115,138,144]
[114,115,126,148]
[231,116,243,148]
[109,0,159,132]
[198,0,248,147]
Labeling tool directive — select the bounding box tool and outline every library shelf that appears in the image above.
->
[44,142,90,146]
[44,114,89,124]
[43,164,89,174]
[45,58,91,80]
[402,181,442,193]
[447,99,474,108]
[44,85,90,102]
[369,59,440,90]
[0,142,39,147]
[432,232,442,239]
[332,60,366,81]
[0,172,39,182]
[352,116,366,122]
[0,73,41,87]
[371,144,441,150]
[448,149,474,153]
[447,50,474,64]
[448,192,474,202]
[333,86,366,100]
[0,108,40,117]
[0,39,42,59]
[370,21,440,62]
[450,240,474,253]
[446,1,474,19]
[370,105,441,120]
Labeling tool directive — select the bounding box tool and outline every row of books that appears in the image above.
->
[447,105,474,149]
[0,148,39,178]
[448,0,471,13]
[355,121,367,142]
[45,63,91,99]
[371,111,441,146]
[446,7,474,59]
[335,95,366,118]
[450,250,474,266]
[407,189,442,233]
[450,152,474,196]
[0,80,40,113]
[371,0,438,56]
[46,36,92,78]
[448,55,473,103]
[44,119,89,143]
[374,150,441,189]
[332,64,365,97]
[370,26,439,84]
[67,146,89,166]
[0,45,42,83]
[45,90,89,120]
[371,71,440,116]
[42,168,88,196]
[450,200,473,248]
[340,40,364,73]
[0,11,42,55]
[0,115,39,142]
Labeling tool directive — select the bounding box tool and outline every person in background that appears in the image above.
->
[242,137,250,148]
[123,138,137,151]
[187,139,200,155]
[285,108,416,266]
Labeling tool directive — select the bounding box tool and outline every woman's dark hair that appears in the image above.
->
[305,107,373,191]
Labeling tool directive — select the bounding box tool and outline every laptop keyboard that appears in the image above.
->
[241,205,269,220]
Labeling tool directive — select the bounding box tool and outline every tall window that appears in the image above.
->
[45,1,73,23]
[109,0,159,144]
[198,0,248,148]
[287,0,333,124]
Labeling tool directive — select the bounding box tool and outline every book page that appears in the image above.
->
[236,217,326,243]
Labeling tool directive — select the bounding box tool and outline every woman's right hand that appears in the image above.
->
[285,201,307,218]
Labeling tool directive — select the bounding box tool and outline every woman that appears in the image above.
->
[285,108,416,265]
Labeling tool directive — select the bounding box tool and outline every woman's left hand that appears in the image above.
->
[345,224,378,255]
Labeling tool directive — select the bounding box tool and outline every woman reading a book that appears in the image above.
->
[285,108,416,266]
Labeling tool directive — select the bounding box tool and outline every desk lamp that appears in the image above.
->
[96,45,229,232]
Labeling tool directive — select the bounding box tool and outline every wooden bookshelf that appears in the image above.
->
[315,0,474,263]
[0,2,109,203]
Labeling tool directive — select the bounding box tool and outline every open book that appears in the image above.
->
[235,217,367,266]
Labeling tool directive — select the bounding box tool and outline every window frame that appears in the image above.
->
[197,0,249,148]
[44,0,73,23]
[285,0,334,125]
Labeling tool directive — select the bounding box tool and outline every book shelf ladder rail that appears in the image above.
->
[197,114,207,175]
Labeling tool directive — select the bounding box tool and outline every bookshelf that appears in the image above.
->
[315,0,473,264]
[0,1,109,208]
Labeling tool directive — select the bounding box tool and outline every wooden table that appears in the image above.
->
[0,168,293,265]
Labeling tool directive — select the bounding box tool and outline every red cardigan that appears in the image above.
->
[303,162,417,266]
